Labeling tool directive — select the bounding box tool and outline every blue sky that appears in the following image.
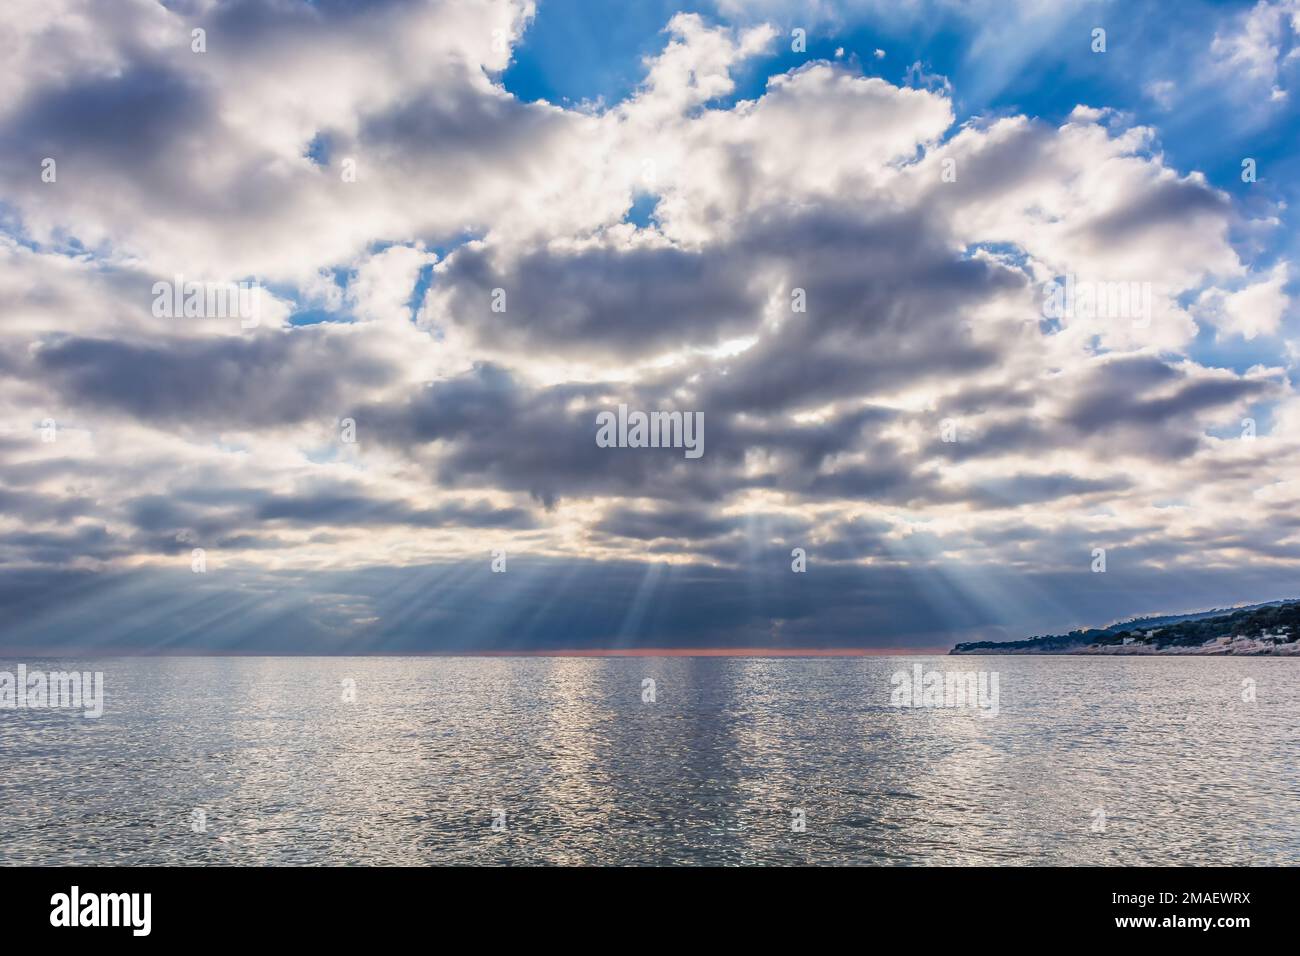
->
[501,0,1300,377]
[504,0,1300,193]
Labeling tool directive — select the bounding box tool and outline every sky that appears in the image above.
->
[1,0,1299,653]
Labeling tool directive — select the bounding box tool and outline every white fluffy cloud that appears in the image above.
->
[1197,262,1291,340]
[1211,0,1300,102]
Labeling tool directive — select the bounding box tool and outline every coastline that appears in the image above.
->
[952,636,1300,656]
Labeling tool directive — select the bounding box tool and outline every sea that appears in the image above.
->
[1,655,1296,865]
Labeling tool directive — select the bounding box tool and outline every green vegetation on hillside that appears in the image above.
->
[952,599,1300,653]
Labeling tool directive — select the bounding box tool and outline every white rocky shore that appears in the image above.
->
[1078,635,1300,656]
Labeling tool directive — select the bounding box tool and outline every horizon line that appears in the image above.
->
[0,647,954,658]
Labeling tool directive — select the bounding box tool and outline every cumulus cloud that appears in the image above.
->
[1196,262,1291,340]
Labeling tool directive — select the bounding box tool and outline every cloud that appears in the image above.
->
[0,3,1297,650]
[1196,262,1292,340]
[31,330,396,428]
[1210,0,1300,103]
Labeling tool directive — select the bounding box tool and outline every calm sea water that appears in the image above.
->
[1,656,1296,865]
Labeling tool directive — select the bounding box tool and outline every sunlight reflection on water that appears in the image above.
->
[1,656,1296,865]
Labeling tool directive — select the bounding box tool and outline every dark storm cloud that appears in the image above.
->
[924,418,1048,461]
[0,476,537,568]
[352,362,524,444]
[124,528,288,557]
[801,462,932,502]
[0,53,297,231]
[431,204,1022,375]
[703,338,998,416]
[360,80,573,164]
[714,404,921,500]
[352,363,737,507]
[0,452,111,490]
[126,495,239,537]
[937,118,1056,200]
[594,504,743,541]
[807,515,895,562]
[3,62,213,176]
[32,331,396,427]
[1207,535,1300,561]
[345,196,1055,512]
[720,407,937,504]
[355,363,1133,514]
[1083,176,1230,244]
[129,482,540,543]
[959,472,1132,507]
[433,241,767,355]
[0,486,96,523]
[935,381,1039,415]
[925,356,1276,463]
[0,525,123,565]
[183,0,416,36]
[1063,369,1269,435]
[253,492,536,530]
[351,363,946,509]
[697,209,1020,413]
